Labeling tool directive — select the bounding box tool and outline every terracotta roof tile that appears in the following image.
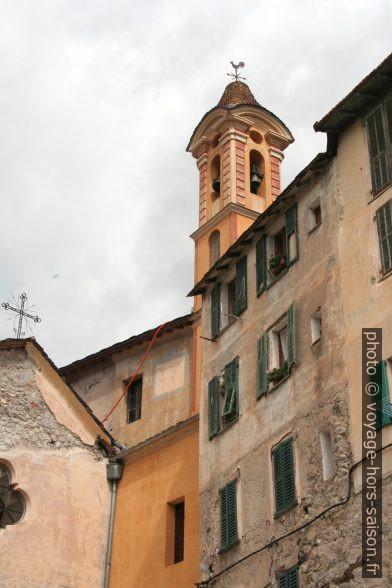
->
[217,81,260,108]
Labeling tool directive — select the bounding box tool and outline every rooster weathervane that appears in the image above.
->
[227,61,245,82]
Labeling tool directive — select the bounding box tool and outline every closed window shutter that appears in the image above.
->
[282,438,296,509]
[235,256,247,315]
[219,485,229,549]
[274,438,296,514]
[366,107,390,194]
[287,303,296,370]
[385,98,392,144]
[223,359,239,421]
[211,283,221,339]
[372,361,392,430]
[208,377,220,439]
[285,204,298,265]
[287,566,299,588]
[257,332,268,399]
[377,201,392,274]
[256,236,266,294]
[278,572,288,588]
[227,480,237,546]
[219,480,237,549]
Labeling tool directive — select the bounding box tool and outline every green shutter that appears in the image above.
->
[274,438,296,515]
[219,485,229,550]
[211,283,221,339]
[285,204,298,265]
[287,303,296,370]
[277,566,299,588]
[366,107,390,194]
[223,358,239,421]
[385,98,392,143]
[257,332,268,399]
[372,360,392,430]
[256,236,266,294]
[377,201,392,274]
[235,256,247,315]
[208,377,220,439]
[219,480,237,550]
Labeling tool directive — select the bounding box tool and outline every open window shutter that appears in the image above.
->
[256,236,266,294]
[285,204,298,265]
[366,107,390,194]
[282,438,296,509]
[219,485,229,550]
[208,377,220,439]
[257,333,268,399]
[211,283,221,339]
[287,303,296,370]
[372,361,391,430]
[227,480,237,546]
[376,202,392,274]
[223,360,238,420]
[235,256,247,315]
[287,566,299,588]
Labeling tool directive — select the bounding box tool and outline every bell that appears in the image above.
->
[212,176,220,193]
[250,172,262,194]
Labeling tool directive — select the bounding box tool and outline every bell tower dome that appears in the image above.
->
[187,74,294,286]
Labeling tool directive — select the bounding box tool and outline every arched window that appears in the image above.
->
[0,464,25,529]
[249,150,264,195]
[209,231,220,267]
[211,155,221,194]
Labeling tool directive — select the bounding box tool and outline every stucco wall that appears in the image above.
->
[0,345,110,588]
[110,423,199,588]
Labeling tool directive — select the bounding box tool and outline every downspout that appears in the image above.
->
[104,458,124,588]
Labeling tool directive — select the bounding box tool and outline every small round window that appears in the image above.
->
[0,464,25,528]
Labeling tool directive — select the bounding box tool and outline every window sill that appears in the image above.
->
[311,336,322,347]
[274,501,297,519]
[219,539,239,554]
[215,312,244,339]
[377,268,392,284]
[268,371,291,392]
[308,222,322,235]
[368,182,392,204]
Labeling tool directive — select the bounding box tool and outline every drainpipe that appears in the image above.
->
[104,459,124,588]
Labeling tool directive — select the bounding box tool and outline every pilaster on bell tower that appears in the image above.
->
[187,63,294,286]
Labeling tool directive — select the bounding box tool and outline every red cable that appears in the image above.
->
[102,321,169,424]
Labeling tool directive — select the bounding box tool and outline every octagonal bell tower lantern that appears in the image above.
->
[187,62,294,289]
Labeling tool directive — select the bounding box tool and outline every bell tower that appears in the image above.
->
[187,69,294,290]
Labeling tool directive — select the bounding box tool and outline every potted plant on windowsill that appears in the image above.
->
[268,362,288,385]
[269,254,287,277]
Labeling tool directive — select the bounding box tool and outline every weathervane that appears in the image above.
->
[2,293,42,339]
[227,61,245,82]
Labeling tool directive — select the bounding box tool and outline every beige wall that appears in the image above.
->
[0,343,110,588]
[66,327,194,448]
[336,116,392,465]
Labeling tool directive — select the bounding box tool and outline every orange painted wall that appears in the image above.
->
[110,426,199,588]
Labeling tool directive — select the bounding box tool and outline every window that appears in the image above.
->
[266,204,298,283]
[310,308,322,344]
[256,235,266,294]
[210,256,247,338]
[127,377,142,423]
[257,304,296,398]
[273,438,296,516]
[376,199,392,274]
[166,499,185,565]
[277,565,299,588]
[209,230,220,267]
[208,358,239,439]
[320,430,335,480]
[365,98,392,195]
[308,197,322,232]
[219,480,238,550]
[370,360,392,430]
[0,464,25,529]
[174,501,185,563]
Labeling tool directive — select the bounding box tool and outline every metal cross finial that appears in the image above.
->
[2,293,42,339]
[227,61,245,82]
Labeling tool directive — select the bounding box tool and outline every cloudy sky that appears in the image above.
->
[0,1,391,366]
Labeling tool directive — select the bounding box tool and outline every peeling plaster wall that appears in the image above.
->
[0,346,109,588]
[196,162,389,585]
[66,327,194,448]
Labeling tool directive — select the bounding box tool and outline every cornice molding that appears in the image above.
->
[190,203,259,241]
